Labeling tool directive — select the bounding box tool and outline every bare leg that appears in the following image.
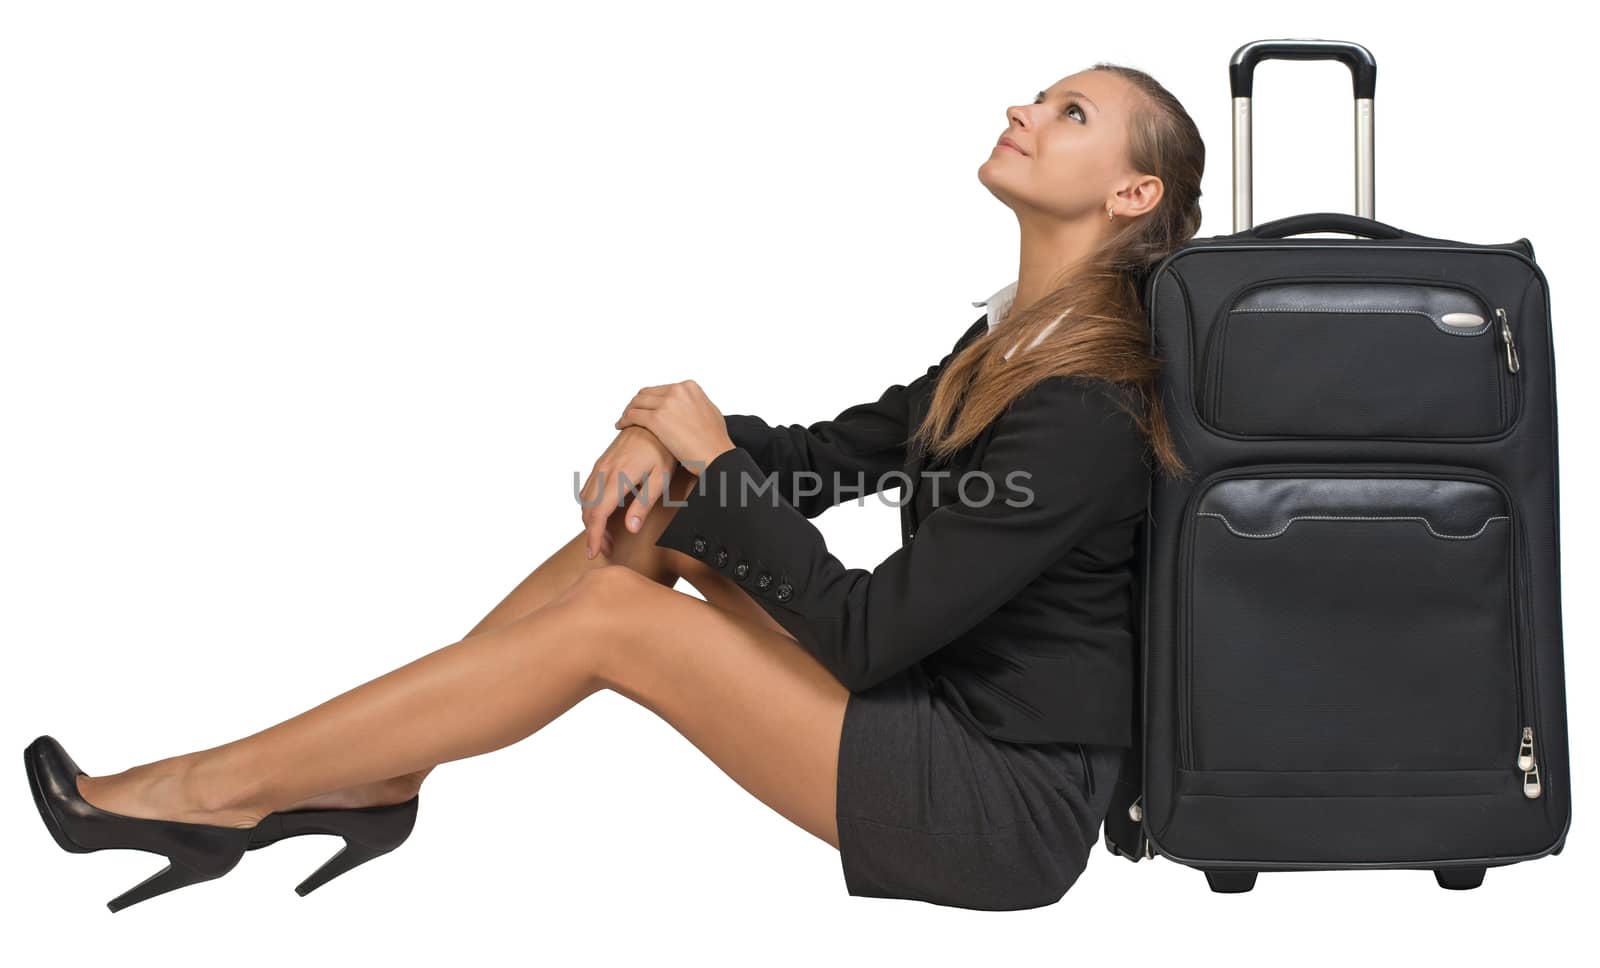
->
[75,473,847,846]
[264,467,801,813]
[234,526,635,814]
[230,526,633,815]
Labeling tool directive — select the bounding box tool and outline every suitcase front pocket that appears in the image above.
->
[1178,469,1536,793]
[1197,278,1521,439]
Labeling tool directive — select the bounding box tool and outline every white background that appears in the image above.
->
[2,1,1590,964]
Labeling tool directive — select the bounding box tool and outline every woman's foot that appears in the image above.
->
[74,758,425,827]
[25,736,263,912]
[75,757,262,830]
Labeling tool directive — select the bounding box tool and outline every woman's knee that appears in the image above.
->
[533,565,657,685]
[596,481,702,586]
[548,562,650,611]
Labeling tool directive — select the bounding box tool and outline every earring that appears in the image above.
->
[1106,205,1116,221]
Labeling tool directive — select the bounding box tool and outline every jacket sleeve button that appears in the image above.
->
[689,535,708,557]
[774,583,793,602]
[755,571,773,591]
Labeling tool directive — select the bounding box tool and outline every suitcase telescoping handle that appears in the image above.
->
[1230,39,1378,232]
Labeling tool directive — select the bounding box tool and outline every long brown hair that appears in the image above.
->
[907,63,1203,481]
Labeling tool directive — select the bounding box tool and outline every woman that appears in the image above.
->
[26,62,1202,912]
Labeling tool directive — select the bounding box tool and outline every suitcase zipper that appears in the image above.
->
[1176,461,1541,793]
[1497,307,1521,374]
[1518,726,1542,799]
[1119,793,1155,859]
[1494,307,1521,431]
[1501,462,1541,799]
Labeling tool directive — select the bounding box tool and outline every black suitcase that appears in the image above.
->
[1103,38,1572,892]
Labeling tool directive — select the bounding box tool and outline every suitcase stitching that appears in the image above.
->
[1197,511,1508,541]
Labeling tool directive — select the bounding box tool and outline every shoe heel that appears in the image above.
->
[108,858,222,913]
[295,838,395,896]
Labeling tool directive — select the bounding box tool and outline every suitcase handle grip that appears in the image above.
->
[1229,40,1378,99]
[1246,212,1412,240]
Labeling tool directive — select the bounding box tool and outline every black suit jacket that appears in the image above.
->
[654,315,1151,746]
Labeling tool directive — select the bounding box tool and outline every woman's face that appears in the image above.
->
[979,69,1143,223]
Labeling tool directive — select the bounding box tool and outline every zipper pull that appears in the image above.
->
[1519,726,1542,799]
[1127,793,1144,823]
[1517,726,1535,772]
[1496,308,1521,374]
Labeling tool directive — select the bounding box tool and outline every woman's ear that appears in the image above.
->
[1114,174,1164,219]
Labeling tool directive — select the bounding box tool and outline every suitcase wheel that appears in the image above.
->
[1433,867,1487,891]
[1202,869,1258,893]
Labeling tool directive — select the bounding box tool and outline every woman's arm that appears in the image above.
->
[719,317,989,518]
[654,374,1150,693]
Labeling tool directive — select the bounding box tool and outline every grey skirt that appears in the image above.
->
[834,662,1125,911]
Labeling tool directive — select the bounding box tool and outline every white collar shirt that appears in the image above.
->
[971,279,1069,360]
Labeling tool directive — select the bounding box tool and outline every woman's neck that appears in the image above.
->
[1013,214,1105,313]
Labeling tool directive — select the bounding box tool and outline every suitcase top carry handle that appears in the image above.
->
[1246,212,1412,240]
[1230,38,1377,233]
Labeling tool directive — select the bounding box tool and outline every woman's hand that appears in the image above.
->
[613,379,736,475]
[577,425,680,560]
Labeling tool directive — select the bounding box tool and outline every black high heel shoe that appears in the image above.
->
[244,793,420,896]
[24,734,253,913]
